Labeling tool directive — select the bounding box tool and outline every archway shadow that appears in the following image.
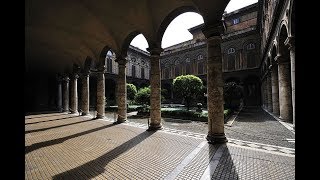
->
[52,131,155,179]
[25,123,117,154]
[235,106,277,122]
[208,143,239,179]
[25,117,97,134]
[25,115,77,125]
[25,112,66,119]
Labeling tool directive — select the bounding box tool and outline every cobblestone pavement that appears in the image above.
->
[109,106,295,149]
[25,112,295,179]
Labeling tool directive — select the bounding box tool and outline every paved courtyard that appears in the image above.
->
[25,107,294,179]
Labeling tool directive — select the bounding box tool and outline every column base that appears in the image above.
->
[206,133,228,144]
[70,111,78,114]
[81,112,90,116]
[96,114,104,119]
[147,123,162,131]
[114,118,127,124]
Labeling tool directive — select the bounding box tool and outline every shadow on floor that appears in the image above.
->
[209,144,239,180]
[25,115,76,125]
[235,106,277,123]
[25,123,117,154]
[25,112,65,119]
[52,130,155,179]
[25,117,97,134]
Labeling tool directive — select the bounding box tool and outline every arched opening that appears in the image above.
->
[243,75,260,106]
[105,78,116,106]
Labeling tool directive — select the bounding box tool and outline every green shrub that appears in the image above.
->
[135,86,151,105]
[127,83,137,101]
[173,75,204,110]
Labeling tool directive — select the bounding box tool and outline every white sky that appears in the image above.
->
[130,0,258,51]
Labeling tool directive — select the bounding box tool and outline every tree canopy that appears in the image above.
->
[173,75,203,110]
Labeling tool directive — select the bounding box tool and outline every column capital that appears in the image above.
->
[201,22,224,38]
[147,47,163,56]
[115,56,127,66]
[62,76,70,82]
[274,54,288,64]
[72,74,79,80]
[82,71,90,78]
[284,36,295,50]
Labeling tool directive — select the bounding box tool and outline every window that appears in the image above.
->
[198,55,203,60]
[227,55,235,71]
[186,58,190,63]
[132,65,136,77]
[165,68,170,79]
[247,53,256,68]
[247,43,255,50]
[233,18,240,25]
[106,58,112,73]
[175,66,180,77]
[141,68,145,79]
[227,48,235,54]
[186,64,191,75]
[198,62,204,75]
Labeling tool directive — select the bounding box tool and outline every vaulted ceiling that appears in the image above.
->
[25,0,230,73]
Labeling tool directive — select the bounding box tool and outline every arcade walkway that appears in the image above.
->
[25,112,294,179]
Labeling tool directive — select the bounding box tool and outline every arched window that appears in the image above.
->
[227,48,235,54]
[198,54,203,60]
[106,51,113,73]
[226,48,236,71]
[247,43,255,50]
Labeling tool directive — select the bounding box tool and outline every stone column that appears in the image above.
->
[266,72,273,112]
[115,57,127,123]
[270,64,280,115]
[56,76,63,112]
[146,47,163,131]
[96,69,105,119]
[62,76,70,112]
[202,25,227,143]
[285,36,295,129]
[70,74,79,114]
[81,72,90,116]
[275,55,292,121]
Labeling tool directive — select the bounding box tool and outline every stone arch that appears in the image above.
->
[121,31,150,56]
[156,6,199,46]
[83,56,95,73]
[98,46,115,70]
[278,24,290,59]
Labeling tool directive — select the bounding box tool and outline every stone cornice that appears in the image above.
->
[147,47,163,56]
[221,27,257,42]
[201,23,224,38]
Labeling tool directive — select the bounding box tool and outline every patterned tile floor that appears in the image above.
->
[25,112,294,179]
